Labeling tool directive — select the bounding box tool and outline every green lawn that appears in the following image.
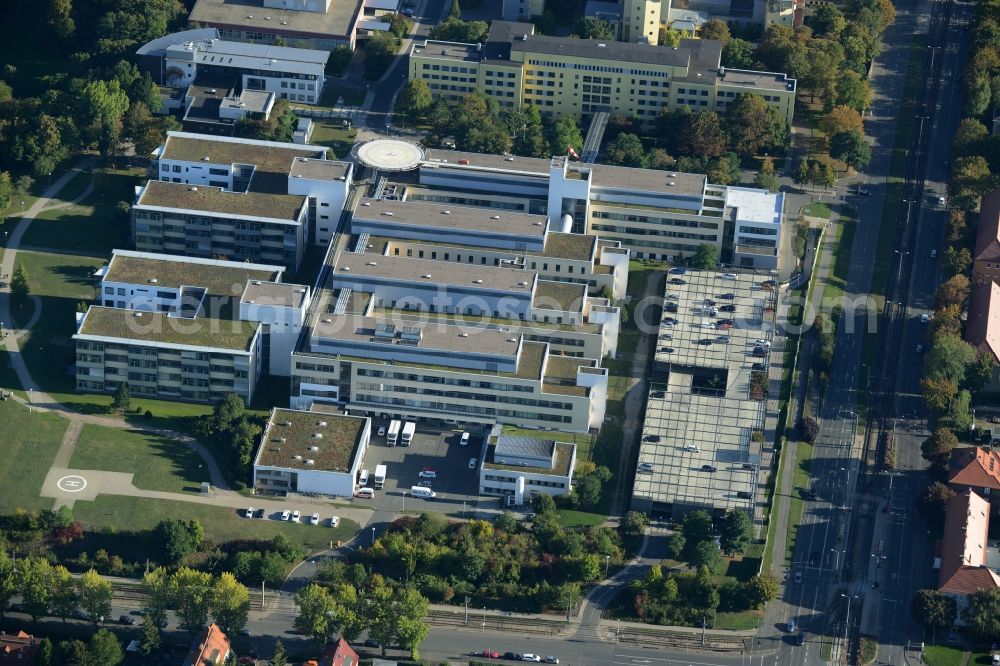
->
[823,206,857,305]
[69,424,210,494]
[0,400,68,513]
[310,118,359,157]
[20,167,141,257]
[15,250,104,300]
[802,203,833,219]
[556,509,607,528]
[784,439,814,564]
[714,610,762,630]
[924,645,966,666]
[72,495,360,553]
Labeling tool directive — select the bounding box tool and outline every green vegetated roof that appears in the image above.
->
[77,307,258,351]
[138,180,305,221]
[541,232,596,261]
[256,408,366,472]
[533,280,586,312]
[484,441,574,476]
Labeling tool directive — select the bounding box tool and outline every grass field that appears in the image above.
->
[69,425,210,495]
[72,495,360,554]
[923,645,966,666]
[714,610,762,630]
[556,509,607,528]
[803,203,833,219]
[310,118,359,157]
[823,207,857,306]
[0,400,67,513]
[20,167,141,257]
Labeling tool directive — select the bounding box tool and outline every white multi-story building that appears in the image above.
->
[134,132,353,269]
[162,39,329,104]
[90,250,310,380]
[416,151,785,269]
[479,430,577,503]
[252,408,370,497]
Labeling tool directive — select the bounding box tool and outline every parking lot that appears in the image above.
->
[355,420,499,516]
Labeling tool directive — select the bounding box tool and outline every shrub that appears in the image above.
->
[799,417,820,443]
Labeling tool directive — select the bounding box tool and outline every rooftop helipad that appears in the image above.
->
[352,139,425,172]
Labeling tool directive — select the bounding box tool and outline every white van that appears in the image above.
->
[359,469,369,486]
[410,485,437,499]
[355,487,375,499]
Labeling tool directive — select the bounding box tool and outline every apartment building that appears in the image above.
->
[133,132,353,269]
[90,250,309,379]
[74,307,262,404]
[416,150,785,269]
[937,490,1000,619]
[479,430,578,502]
[252,408,370,497]
[408,21,796,126]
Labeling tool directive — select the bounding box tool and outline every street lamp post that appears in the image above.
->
[371,527,376,544]
[840,593,856,662]
[605,555,611,578]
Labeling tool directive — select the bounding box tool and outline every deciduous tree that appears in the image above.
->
[574,17,616,40]
[964,587,1000,642]
[88,629,123,666]
[699,19,731,43]
[139,614,161,656]
[211,573,250,635]
[719,510,752,555]
[722,38,755,68]
[690,243,718,269]
[171,567,213,633]
[924,333,977,385]
[727,94,783,157]
[917,481,955,532]
[829,130,871,169]
[141,567,172,628]
[753,157,780,193]
[921,428,958,465]
[19,557,53,622]
[294,583,337,644]
[398,80,433,121]
[911,590,956,632]
[949,155,994,211]
[935,275,970,310]
[605,133,647,168]
[50,565,77,623]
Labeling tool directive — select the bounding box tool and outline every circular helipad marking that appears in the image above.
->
[353,139,425,172]
[57,475,88,493]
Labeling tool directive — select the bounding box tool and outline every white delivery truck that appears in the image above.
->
[374,464,387,489]
[386,420,401,446]
[410,485,436,499]
[401,421,416,446]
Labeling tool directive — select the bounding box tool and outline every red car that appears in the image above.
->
[420,466,439,473]
[472,650,500,659]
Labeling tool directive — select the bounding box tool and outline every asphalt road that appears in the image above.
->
[869,0,974,660]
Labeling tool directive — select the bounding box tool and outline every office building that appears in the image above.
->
[133,132,352,269]
[189,0,364,51]
[139,31,329,103]
[414,150,785,269]
[408,21,795,126]
[479,429,578,502]
[252,408,370,497]
[631,271,777,518]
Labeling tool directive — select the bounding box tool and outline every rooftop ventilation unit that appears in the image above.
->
[362,201,371,206]
[189,187,198,192]
[490,215,500,219]
[282,421,292,426]
[305,459,315,465]
[133,312,143,318]
[272,437,286,443]
[312,433,324,439]
[308,445,319,452]
[473,279,483,284]
[202,156,211,160]
[148,278,158,284]
[442,210,451,214]
[367,261,377,266]
[374,322,396,338]
[294,455,303,460]
[383,211,394,216]
[317,421,327,426]
[342,266,350,271]
[422,274,432,278]
[460,333,469,337]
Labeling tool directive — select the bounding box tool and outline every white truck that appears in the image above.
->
[401,421,416,446]
[374,464,387,489]
[386,420,401,446]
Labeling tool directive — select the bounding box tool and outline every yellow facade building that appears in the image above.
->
[408,21,796,125]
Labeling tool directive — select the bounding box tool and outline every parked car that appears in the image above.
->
[719,304,736,312]
[543,658,560,664]
[503,652,520,661]
[290,510,300,523]
[522,656,542,663]
[751,362,766,371]
[637,462,655,472]
[793,571,803,583]
[669,267,688,275]
[245,507,255,519]
[460,431,470,446]
[664,302,678,313]
[670,277,686,285]
[329,516,340,528]
[309,513,320,525]
[468,458,478,469]
[920,313,929,323]
[722,273,738,280]
[280,510,291,521]
[418,469,438,479]
[119,615,135,625]
[378,426,386,437]
[644,434,661,442]
[787,619,797,632]
[701,464,717,472]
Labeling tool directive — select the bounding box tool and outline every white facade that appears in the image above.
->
[164,39,328,104]
[287,157,353,245]
[479,435,577,500]
[726,187,784,270]
[239,282,311,376]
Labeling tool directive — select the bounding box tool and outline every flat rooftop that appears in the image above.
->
[137,180,306,222]
[421,149,552,175]
[256,408,366,473]
[726,187,783,225]
[656,271,777,382]
[241,281,309,308]
[76,306,259,351]
[159,132,325,194]
[584,163,707,197]
[333,254,536,294]
[189,0,361,41]
[373,305,602,334]
[166,39,329,68]
[354,197,549,238]
[483,440,574,476]
[540,232,595,261]
[289,156,350,181]
[718,68,796,93]
[221,90,273,114]
[511,30,693,68]
[312,314,522,357]
[633,391,763,512]
[105,251,281,296]
[533,280,586,312]
[410,41,481,62]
